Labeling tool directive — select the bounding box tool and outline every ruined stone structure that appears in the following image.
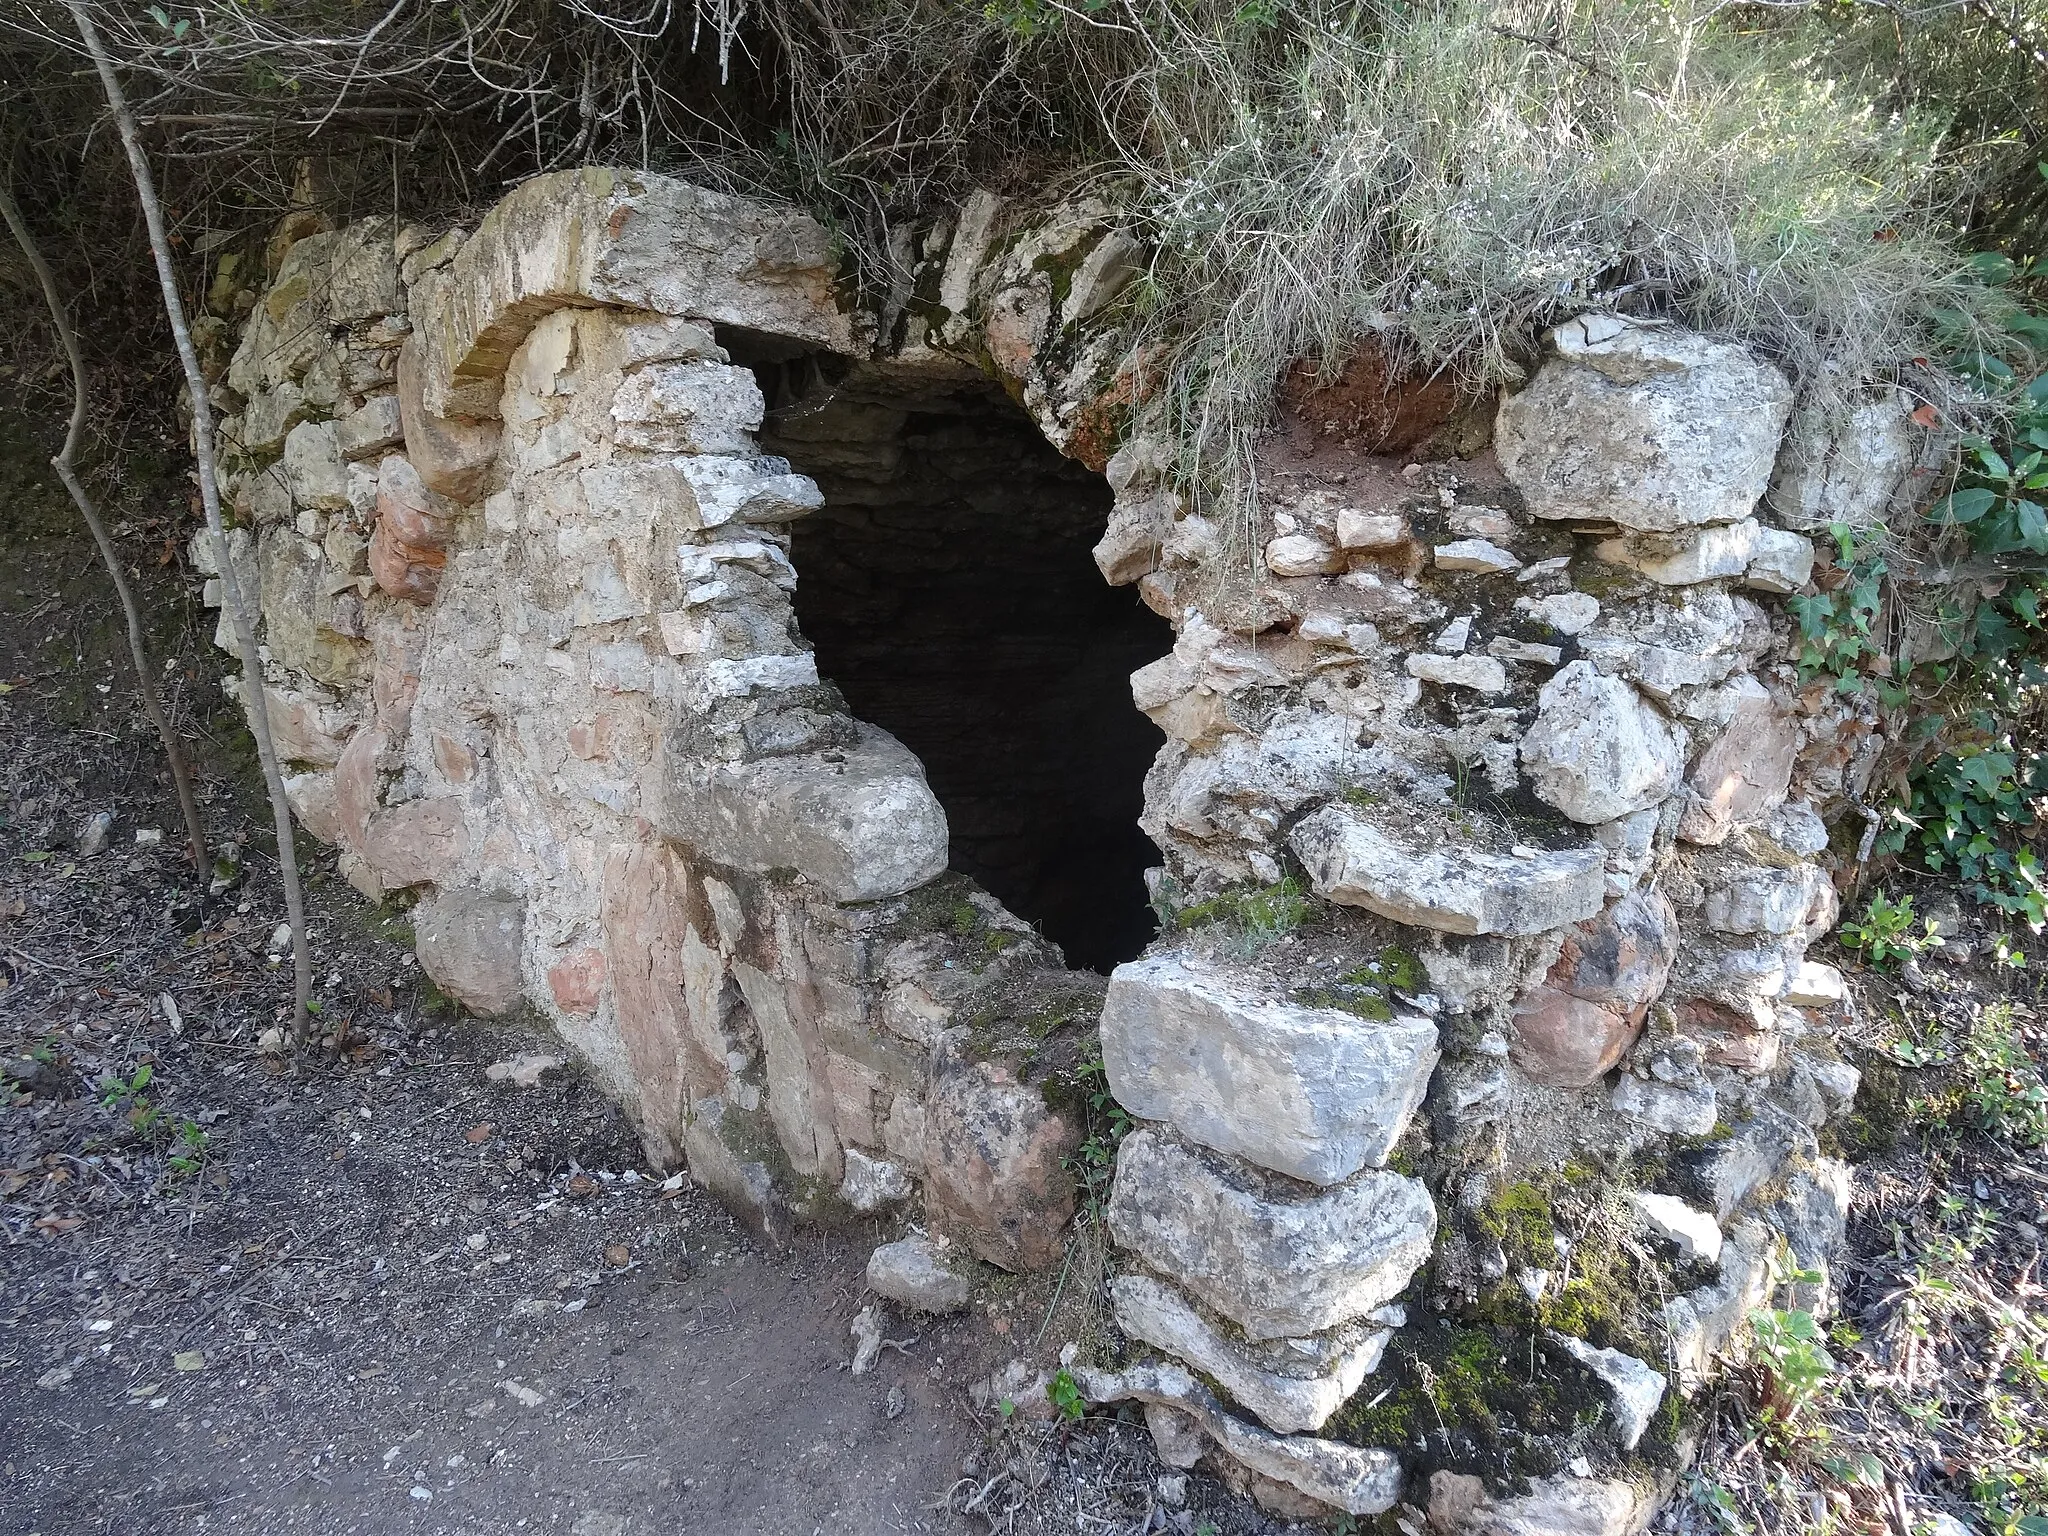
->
[199,168,1900,1526]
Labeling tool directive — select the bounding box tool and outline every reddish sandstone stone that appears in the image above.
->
[923,1059,1079,1272]
[548,947,610,1016]
[1510,889,1679,1088]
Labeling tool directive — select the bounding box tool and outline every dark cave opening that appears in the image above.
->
[749,354,1170,974]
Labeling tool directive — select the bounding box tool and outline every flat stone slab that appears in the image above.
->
[1110,1274,1396,1435]
[1100,955,1438,1186]
[1106,1129,1435,1340]
[1290,805,1605,937]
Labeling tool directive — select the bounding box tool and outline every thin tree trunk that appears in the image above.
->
[67,0,313,1047]
[0,177,209,875]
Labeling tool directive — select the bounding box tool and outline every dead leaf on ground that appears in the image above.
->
[465,1123,494,1144]
[567,1173,597,1197]
[604,1243,630,1267]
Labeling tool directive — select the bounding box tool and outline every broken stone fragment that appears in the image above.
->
[1593,519,1759,585]
[412,888,526,1016]
[1335,509,1409,551]
[1427,1468,1657,1536]
[1405,652,1509,693]
[1075,1360,1404,1516]
[1109,1274,1397,1435]
[1105,1128,1435,1340]
[1517,590,1600,635]
[1519,661,1684,825]
[282,419,349,511]
[1665,1218,1774,1391]
[335,394,405,461]
[1677,694,1800,845]
[1433,537,1520,574]
[650,722,948,903]
[921,1059,1078,1272]
[1630,1191,1723,1266]
[1508,889,1678,1088]
[396,336,500,501]
[1265,532,1344,577]
[865,1235,970,1314]
[1611,1071,1718,1137]
[369,454,454,604]
[1496,312,1793,533]
[610,360,766,455]
[839,1147,913,1213]
[1781,960,1846,1008]
[1550,1333,1666,1450]
[1099,953,1439,1185]
[1767,389,1919,532]
[1743,525,1816,593]
[1291,805,1606,938]
[1092,488,1174,585]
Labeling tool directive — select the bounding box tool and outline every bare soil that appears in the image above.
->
[0,408,1281,1536]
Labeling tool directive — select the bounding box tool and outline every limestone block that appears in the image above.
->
[1406,653,1508,693]
[1517,590,1600,635]
[1336,509,1409,551]
[610,361,765,455]
[1704,864,1835,937]
[1509,889,1678,1087]
[282,420,349,511]
[1062,228,1141,326]
[1291,806,1606,938]
[1266,533,1343,577]
[282,770,343,846]
[1551,1334,1666,1450]
[1434,538,1520,574]
[1611,1072,1718,1136]
[1496,313,1793,532]
[1099,954,1438,1185]
[256,526,369,688]
[1094,490,1173,585]
[410,169,848,421]
[651,723,948,903]
[1105,1128,1435,1340]
[335,394,405,461]
[922,1060,1078,1272]
[1782,960,1846,1008]
[1428,1468,1656,1536]
[1520,662,1684,825]
[840,1148,913,1212]
[413,888,525,1016]
[1631,1191,1723,1265]
[1075,1360,1403,1516]
[238,681,356,767]
[674,454,823,527]
[1678,695,1800,845]
[866,1235,970,1313]
[1760,1158,1852,1281]
[1593,520,1759,585]
[1664,1218,1774,1389]
[1768,390,1918,532]
[1109,1275,1395,1435]
[396,337,501,502]
[1744,525,1816,593]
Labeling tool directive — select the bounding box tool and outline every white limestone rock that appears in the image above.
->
[1291,805,1606,938]
[867,1235,971,1314]
[1405,653,1509,694]
[1075,1360,1404,1516]
[1744,525,1817,593]
[1496,314,1793,533]
[1105,1129,1435,1340]
[1266,533,1343,577]
[1518,590,1601,635]
[1336,509,1409,550]
[1768,390,1919,532]
[1630,1191,1723,1266]
[282,420,349,512]
[335,395,405,461]
[651,722,949,902]
[1782,960,1847,1008]
[1594,519,1760,585]
[609,360,765,454]
[1519,662,1684,825]
[1428,1469,1656,1536]
[1109,1275,1396,1435]
[1665,1219,1775,1390]
[1611,1073,1717,1137]
[1551,1333,1666,1450]
[1099,954,1438,1185]
[1434,538,1520,574]
[840,1148,913,1212]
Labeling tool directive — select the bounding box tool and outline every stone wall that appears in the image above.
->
[200,168,1902,1527]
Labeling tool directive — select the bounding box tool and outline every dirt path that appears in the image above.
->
[0,410,1272,1536]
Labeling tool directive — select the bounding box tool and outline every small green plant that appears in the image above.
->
[165,1119,208,1179]
[1749,1273,1836,1447]
[1880,745,2048,928]
[1047,1367,1085,1422]
[1839,891,1943,968]
[1962,1003,2048,1148]
[1789,523,1899,701]
[1063,1053,1134,1219]
[99,1063,160,1136]
[1171,875,1310,948]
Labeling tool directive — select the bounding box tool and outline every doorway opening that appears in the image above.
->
[745,353,1169,973]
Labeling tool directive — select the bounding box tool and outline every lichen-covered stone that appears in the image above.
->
[1497,313,1793,532]
[1100,954,1438,1184]
[1519,662,1684,825]
[1105,1128,1435,1340]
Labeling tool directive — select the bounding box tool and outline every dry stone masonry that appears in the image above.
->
[201,167,1899,1528]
